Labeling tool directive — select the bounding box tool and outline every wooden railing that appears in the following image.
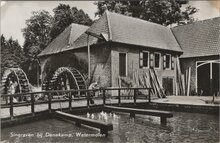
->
[1,87,152,119]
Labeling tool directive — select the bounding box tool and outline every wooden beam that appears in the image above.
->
[104,106,173,125]
[10,95,13,120]
[55,111,113,135]
[87,35,91,83]
[187,67,191,96]
[181,74,185,95]
[31,94,35,116]
[85,31,103,40]
[48,93,52,113]
[103,89,106,105]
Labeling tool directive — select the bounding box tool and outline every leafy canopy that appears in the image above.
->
[94,0,198,26]
[22,10,52,54]
[50,4,93,40]
[1,35,25,76]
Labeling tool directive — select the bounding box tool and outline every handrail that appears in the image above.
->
[1,87,152,97]
[1,87,152,120]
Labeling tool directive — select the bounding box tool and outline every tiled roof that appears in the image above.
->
[39,11,183,56]
[38,23,89,57]
[61,14,109,52]
[172,17,220,58]
[84,11,182,52]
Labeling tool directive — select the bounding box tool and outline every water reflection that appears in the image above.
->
[1,111,219,143]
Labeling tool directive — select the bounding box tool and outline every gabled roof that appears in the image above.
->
[62,11,182,52]
[38,23,89,57]
[88,11,182,52]
[172,17,220,58]
[39,11,183,57]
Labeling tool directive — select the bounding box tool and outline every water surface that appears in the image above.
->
[1,111,219,143]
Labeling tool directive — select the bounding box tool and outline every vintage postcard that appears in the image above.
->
[1,1,219,142]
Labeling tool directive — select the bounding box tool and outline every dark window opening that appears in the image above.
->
[154,53,160,68]
[119,53,126,77]
[165,54,171,69]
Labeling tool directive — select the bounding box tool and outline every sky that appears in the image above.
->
[1,1,220,46]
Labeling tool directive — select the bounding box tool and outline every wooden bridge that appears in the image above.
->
[1,87,152,120]
[0,87,176,135]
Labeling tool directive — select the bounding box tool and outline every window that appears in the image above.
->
[165,54,171,69]
[119,53,126,76]
[143,52,149,67]
[140,51,149,68]
[154,53,161,68]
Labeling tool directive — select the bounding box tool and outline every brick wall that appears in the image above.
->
[90,45,111,87]
[111,43,179,95]
[40,42,180,94]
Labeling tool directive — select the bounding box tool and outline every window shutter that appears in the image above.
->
[163,55,166,69]
[150,53,154,68]
[139,52,143,68]
[171,56,175,70]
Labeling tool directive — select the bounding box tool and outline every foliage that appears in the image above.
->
[21,10,52,84]
[22,10,52,54]
[21,4,93,84]
[1,35,25,76]
[94,0,198,26]
[50,4,93,40]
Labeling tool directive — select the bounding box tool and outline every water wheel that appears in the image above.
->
[42,67,87,96]
[1,68,31,94]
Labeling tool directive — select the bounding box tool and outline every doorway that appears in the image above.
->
[162,77,173,95]
[212,63,219,95]
[197,61,220,96]
[197,62,210,95]
[119,53,126,77]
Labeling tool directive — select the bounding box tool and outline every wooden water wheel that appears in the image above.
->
[42,67,87,96]
[1,68,31,94]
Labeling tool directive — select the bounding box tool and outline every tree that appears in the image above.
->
[94,0,198,26]
[50,4,93,40]
[22,10,52,53]
[1,35,25,76]
[22,5,93,85]
[22,10,52,85]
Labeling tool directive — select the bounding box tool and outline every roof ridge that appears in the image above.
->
[68,24,73,46]
[172,16,220,29]
[107,10,167,29]
[105,10,112,41]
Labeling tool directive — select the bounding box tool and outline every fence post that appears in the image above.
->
[48,93,52,113]
[134,89,137,105]
[9,95,13,120]
[31,94,35,116]
[69,92,72,111]
[103,89,106,105]
[118,89,121,106]
[87,91,90,109]
[148,88,151,103]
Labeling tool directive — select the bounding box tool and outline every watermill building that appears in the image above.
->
[38,11,220,96]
